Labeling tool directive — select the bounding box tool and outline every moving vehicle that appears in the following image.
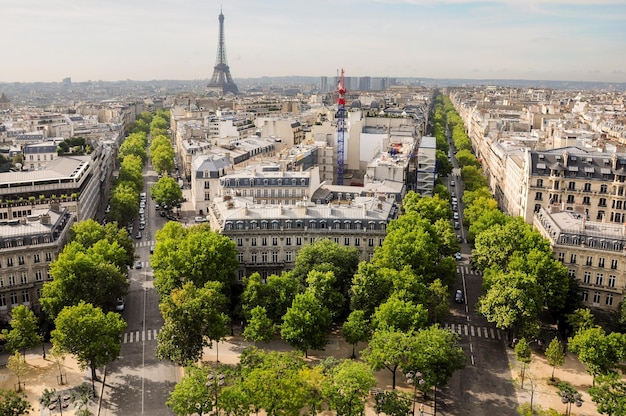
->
[455,290,464,304]
[135,260,142,269]
[455,252,462,260]
[115,298,125,311]
[451,180,456,187]
[135,231,142,239]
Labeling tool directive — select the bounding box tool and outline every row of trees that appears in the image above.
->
[439,94,626,416]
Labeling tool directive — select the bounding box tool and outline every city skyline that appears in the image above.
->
[3,0,625,84]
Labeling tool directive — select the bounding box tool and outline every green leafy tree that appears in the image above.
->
[70,383,94,416]
[152,222,238,296]
[425,279,450,324]
[617,300,626,332]
[588,372,626,416]
[514,338,532,388]
[281,291,332,357]
[349,262,394,318]
[69,220,134,268]
[0,389,32,415]
[2,305,42,356]
[460,165,488,191]
[435,150,453,177]
[108,181,139,226]
[151,143,175,175]
[404,325,466,394]
[118,132,147,162]
[240,272,300,325]
[323,360,376,416]
[157,282,230,365]
[6,352,29,391]
[51,302,126,384]
[167,365,214,416]
[478,270,543,340]
[150,176,183,209]
[568,326,626,384]
[118,154,144,192]
[455,149,481,168]
[305,270,345,320]
[371,295,428,332]
[566,308,595,334]
[242,306,276,344]
[40,388,57,416]
[402,192,452,224]
[341,310,371,358]
[237,348,310,415]
[362,329,411,389]
[545,338,565,381]
[291,239,360,298]
[40,241,128,318]
[374,390,412,416]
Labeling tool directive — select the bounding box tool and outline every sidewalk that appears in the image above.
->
[0,345,92,415]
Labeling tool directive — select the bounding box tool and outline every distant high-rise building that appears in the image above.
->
[62,77,71,87]
[359,76,371,91]
[320,76,328,93]
[207,10,238,95]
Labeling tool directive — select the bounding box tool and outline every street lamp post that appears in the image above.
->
[561,391,582,416]
[406,371,426,416]
[206,371,225,416]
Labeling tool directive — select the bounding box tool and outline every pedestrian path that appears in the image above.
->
[444,323,502,340]
[456,265,482,275]
[122,329,161,344]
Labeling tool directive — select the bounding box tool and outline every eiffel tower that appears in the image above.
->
[207,10,239,95]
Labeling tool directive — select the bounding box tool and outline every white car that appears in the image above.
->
[115,298,125,311]
[194,216,207,223]
[455,252,462,260]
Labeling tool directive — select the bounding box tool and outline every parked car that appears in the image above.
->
[451,180,456,187]
[135,260,142,269]
[455,289,464,304]
[150,245,155,254]
[135,231,142,239]
[139,222,145,230]
[453,212,459,220]
[454,221,460,229]
[452,204,458,212]
[194,216,207,223]
[115,298,125,311]
[455,252,462,260]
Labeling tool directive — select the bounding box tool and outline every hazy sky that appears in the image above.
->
[3,0,625,83]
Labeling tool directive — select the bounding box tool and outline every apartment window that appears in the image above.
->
[355,238,360,247]
[584,183,591,192]
[272,237,278,246]
[10,292,18,305]
[7,258,13,267]
[261,252,268,263]
[597,211,605,220]
[35,271,43,281]
[600,184,608,193]
[296,237,302,246]
[369,238,375,247]
[8,275,16,286]
[586,256,593,266]
[251,237,257,247]
[557,252,565,262]
[237,270,245,281]
[606,293,614,306]
[20,273,27,285]
[34,254,41,263]
[537,179,543,187]
[285,237,292,246]
[334,237,340,244]
[554,181,560,190]
[570,254,577,264]
[285,251,293,262]
[344,237,350,246]
[568,269,576,278]
[261,238,267,246]
[608,275,616,288]
[566,195,575,204]
[0,295,5,307]
[251,253,257,263]
[599,198,607,207]
[568,182,576,191]
[21,290,29,303]
[581,291,589,302]
[236,238,243,247]
[596,273,604,286]
[272,252,278,263]
[45,253,52,262]
[583,196,590,205]
[591,292,601,305]
[583,271,591,284]
[598,258,605,268]
[237,253,243,263]
[535,192,543,201]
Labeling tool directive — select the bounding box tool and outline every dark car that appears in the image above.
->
[455,290,464,304]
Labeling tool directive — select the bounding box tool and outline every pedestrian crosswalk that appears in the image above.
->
[456,265,482,275]
[134,240,155,249]
[122,329,160,344]
[444,323,502,340]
